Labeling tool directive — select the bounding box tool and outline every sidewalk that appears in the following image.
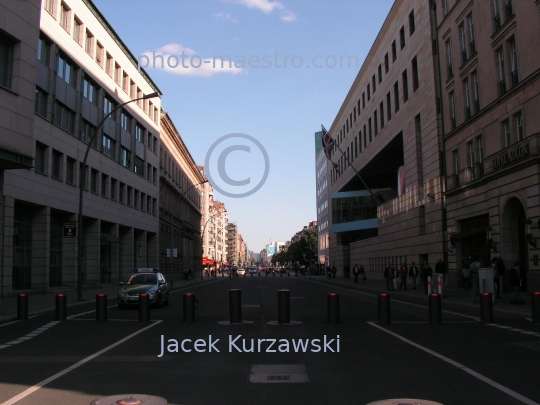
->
[310,271,534,318]
[0,278,200,323]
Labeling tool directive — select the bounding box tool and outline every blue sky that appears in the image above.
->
[93,0,394,252]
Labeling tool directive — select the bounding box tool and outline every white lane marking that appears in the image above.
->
[368,322,540,405]
[0,320,162,405]
[0,321,20,328]
[509,329,525,332]
[1,321,61,350]
[168,279,223,294]
[521,331,539,335]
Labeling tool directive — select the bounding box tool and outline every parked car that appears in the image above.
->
[118,268,169,309]
[237,268,246,276]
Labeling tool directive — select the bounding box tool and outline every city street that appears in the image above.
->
[1,276,539,405]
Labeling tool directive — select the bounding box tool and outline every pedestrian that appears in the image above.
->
[510,262,524,305]
[489,258,501,298]
[306,265,311,276]
[435,258,446,285]
[359,264,366,283]
[399,263,408,290]
[353,263,359,284]
[470,254,481,296]
[393,266,399,291]
[184,267,190,280]
[384,264,394,291]
[408,262,419,290]
[420,262,433,293]
[495,257,506,298]
[461,263,471,291]
[331,265,337,279]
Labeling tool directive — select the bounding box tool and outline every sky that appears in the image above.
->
[93,0,395,253]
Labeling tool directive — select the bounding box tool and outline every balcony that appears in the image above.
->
[499,79,507,96]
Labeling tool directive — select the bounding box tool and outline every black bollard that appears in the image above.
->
[258,272,261,277]
[378,293,391,324]
[429,293,442,324]
[278,289,290,324]
[55,293,67,321]
[266,271,268,277]
[139,293,150,322]
[327,293,340,324]
[222,271,224,278]
[533,292,540,323]
[17,294,28,321]
[480,292,493,324]
[229,289,242,324]
[288,272,290,277]
[96,294,107,322]
[183,293,197,322]
[280,271,282,277]
[273,271,276,277]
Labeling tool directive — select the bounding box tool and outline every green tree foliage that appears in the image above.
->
[271,228,318,265]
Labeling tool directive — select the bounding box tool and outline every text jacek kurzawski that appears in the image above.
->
[158,335,340,357]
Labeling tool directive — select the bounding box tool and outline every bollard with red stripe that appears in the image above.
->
[437,274,443,297]
[427,276,432,295]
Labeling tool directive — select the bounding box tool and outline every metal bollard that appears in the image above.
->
[229,289,242,324]
[17,294,28,321]
[533,292,540,323]
[288,272,290,277]
[96,294,107,322]
[273,271,276,277]
[139,293,150,322]
[280,271,282,277]
[378,293,391,324]
[251,273,253,278]
[480,292,493,324]
[327,293,340,324]
[278,289,290,324]
[222,271,224,278]
[427,276,432,295]
[258,272,261,277]
[437,274,443,297]
[266,271,268,277]
[56,293,67,321]
[429,293,442,324]
[183,293,197,322]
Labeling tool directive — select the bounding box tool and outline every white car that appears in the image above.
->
[237,268,246,276]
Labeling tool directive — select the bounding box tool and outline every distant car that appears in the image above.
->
[237,268,246,276]
[249,266,258,274]
[118,268,169,309]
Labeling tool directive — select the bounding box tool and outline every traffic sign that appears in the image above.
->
[64,221,76,238]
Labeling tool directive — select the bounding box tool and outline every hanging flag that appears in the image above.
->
[332,161,340,174]
[321,125,336,159]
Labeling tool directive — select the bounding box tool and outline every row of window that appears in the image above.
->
[331,56,419,181]
[335,8,416,147]
[34,141,158,214]
[43,0,160,123]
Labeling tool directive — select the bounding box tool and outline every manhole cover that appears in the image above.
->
[366,400,443,405]
[90,395,167,405]
[249,364,310,383]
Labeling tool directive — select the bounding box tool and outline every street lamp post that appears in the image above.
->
[77,92,160,301]
[167,179,208,286]
[201,209,226,273]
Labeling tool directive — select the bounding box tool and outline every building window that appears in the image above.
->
[153,136,157,153]
[101,173,108,197]
[503,119,511,147]
[467,141,475,168]
[102,135,114,158]
[379,102,384,129]
[472,70,480,115]
[38,36,50,65]
[392,40,397,62]
[378,64,382,84]
[66,156,75,185]
[409,10,415,35]
[110,178,117,201]
[494,0,501,31]
[134,190,139,209]
[0,33,14,88]
[44,0,55,15]
[412,56,419,91]
[127,186,132,207]
[515,111,524,141]
[103,95,115,117]
[384,53,389,73]
[460,24,467,64]
[402,69,409,102]
[80,119,96,144]
[394,81,399,112]
[105,53,113,76]
[122,72,129,93]
[386,92,392,121]
[134,157,144,177]
[400,26,405,49]
[60,2,70,32]
[96,42,104,67]
[497,47,506,95]
[368,118,372,142]
[445,40,453,78]
[73,17,82,44]
[467,14,476,54]
[52,150,62,180]
[90,169,98,193]
[374,110,378,136]
[120,111,131,132]
[34,87,48,117]
[367,83,370,101]
[135,124,144,142]
[476,135,484,164]
[463,78,471,120]
[114,63,121,85]
[82,77,97,105]
[452,149,459,175]
[35,142,47,174]
[443,0,449,17]
[85,29,94,56]
[120,147,131,168]
[54,102,75,134]
[119,182,125,204]
[449,92,456,130]
[509,37,518,87]
[505,0,514,20]
[57,54,76,86]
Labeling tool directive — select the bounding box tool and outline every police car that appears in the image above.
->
[117,268,169,309]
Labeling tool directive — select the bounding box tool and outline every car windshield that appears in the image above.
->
[126,274,157,285]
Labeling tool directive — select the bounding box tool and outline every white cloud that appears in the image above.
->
[139,44,244,78]
[214,12,239,23]
[279,9,297,22]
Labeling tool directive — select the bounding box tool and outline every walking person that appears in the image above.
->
[393,266,399,291]
[331,265,337,279]
[399,263,408,290]
[435,258,446,285]
[470,254,481,297]
[359,264,366,283]
[408,262,419,290]
[384,264,394,291]
[420,262,433,294]
[510,262,524,305]
[461,262,471,291]
[353,264,360,284]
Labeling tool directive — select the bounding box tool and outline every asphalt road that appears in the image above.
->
[1,276,539,405]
